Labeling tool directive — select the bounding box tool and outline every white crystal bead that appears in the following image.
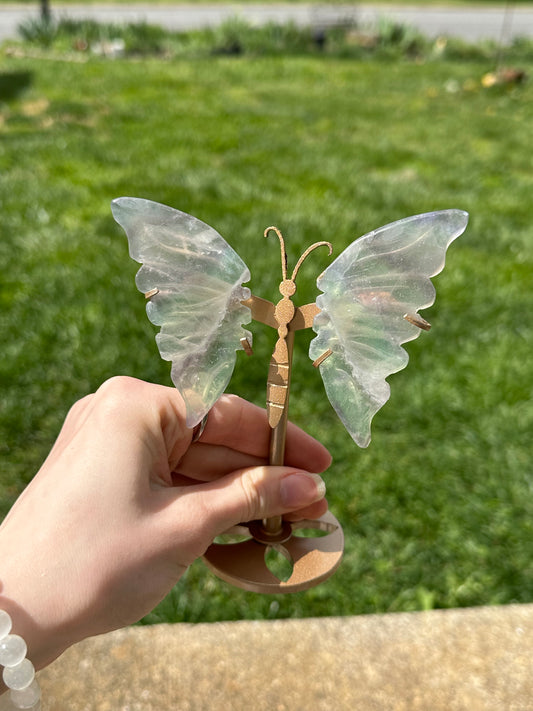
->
[9,679,41,709]
[0,611,12,641]
[3,658,35,691]
[0,636,27,668]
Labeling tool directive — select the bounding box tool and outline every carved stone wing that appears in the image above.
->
[112,197,252,428]
[309,210,468,447]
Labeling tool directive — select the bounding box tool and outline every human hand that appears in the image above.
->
[0,377,330,670]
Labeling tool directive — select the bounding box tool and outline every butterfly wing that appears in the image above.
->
[309,209,468,447]
[112,197,252,428]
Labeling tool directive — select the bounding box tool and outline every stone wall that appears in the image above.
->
[39,604,532,710]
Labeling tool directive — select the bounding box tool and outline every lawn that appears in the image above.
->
[0,27,532,624]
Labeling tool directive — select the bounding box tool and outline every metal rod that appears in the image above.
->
[262,329,295,535]
[496,1,514,72]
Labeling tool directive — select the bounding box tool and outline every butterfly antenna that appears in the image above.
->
[291,241,333,282]
[264,226,288,280]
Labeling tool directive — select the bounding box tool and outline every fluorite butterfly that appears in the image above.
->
[112,198,467,447]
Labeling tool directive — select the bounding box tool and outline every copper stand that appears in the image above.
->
[202,510,343,594]
[203,233,344,593]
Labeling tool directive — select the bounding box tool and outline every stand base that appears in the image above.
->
[202,511,344,594]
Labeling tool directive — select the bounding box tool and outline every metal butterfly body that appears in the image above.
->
[112,198,468,447]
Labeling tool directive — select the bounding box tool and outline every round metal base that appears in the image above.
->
[202,511,344,594]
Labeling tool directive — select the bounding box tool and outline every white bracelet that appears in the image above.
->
[0,611,41,710]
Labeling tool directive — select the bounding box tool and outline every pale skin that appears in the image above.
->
[0,376,330,674]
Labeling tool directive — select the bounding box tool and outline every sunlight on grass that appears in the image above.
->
[1,36,532,621]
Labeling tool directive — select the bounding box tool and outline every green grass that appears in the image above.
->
[0,29,532,624]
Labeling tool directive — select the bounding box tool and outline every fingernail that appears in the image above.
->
[280,472,326,508]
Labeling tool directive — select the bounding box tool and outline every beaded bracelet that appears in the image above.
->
[0,611,41,710]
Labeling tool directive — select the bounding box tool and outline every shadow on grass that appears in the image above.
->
[0,71,33,102]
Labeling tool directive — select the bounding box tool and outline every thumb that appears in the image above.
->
[166,466,326,553]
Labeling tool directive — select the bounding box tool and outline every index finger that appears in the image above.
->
[198,394,332,472]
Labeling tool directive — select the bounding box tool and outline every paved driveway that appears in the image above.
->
[1,3,532,43]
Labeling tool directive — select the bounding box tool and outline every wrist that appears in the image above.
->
[0,594,69,672]
[0,532,77,672]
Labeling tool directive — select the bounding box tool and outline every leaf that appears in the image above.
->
[112,197,252,427]
[309,209,468,447]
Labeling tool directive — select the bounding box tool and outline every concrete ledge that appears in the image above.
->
[39,604,532,710]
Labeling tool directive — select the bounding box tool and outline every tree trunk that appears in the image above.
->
[40,0,51,22]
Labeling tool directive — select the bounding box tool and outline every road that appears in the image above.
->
[1,3,532,43]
